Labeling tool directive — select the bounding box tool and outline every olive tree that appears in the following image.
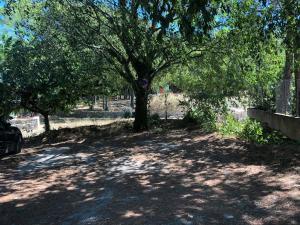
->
[1,38,81,132]
[44,0,221,131]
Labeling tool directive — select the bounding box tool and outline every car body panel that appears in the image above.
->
[0,119,23,155]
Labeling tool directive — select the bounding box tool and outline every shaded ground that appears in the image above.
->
[0,122,299,225]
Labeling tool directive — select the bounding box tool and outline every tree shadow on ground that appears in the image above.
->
[0,121,299,225]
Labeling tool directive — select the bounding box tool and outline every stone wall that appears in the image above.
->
[10,116,40,132]
[247,108,300,141]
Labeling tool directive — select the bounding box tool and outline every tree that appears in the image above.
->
[164,0,285,118]
[0,82,19,119]
[42,0,221,131]
[253,0,300,114]
[1,37,80,132]
[0,36,21,119]
[3,0,122,132]
[224,0,285,111]
[73,48,126,111]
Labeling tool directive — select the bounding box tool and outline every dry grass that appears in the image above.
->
[149,93,185,118]
[22,118,132,138]
[51,118,132,129]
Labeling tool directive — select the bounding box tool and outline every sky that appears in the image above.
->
[0,1,7,35]
[0,0,15,37]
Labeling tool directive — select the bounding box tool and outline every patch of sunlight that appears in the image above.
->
[122,210,143,218]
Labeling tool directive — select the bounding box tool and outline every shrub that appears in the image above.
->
[148,113,161,127]
[182,109,199,123]
[219,115,287,145]
[218,114,243,136]
[183,105,217,132]
[122,108,133,118]
[239,119,286,145]
[239,119,265,144]
[123,111,131,118]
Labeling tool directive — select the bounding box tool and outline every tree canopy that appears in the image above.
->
[0,0,299,131]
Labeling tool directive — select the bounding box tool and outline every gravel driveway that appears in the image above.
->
[1,127,299,225]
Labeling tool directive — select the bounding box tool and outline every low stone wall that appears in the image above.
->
[10,116,40,132]
[247,108,300,141]
[230,107,247,121]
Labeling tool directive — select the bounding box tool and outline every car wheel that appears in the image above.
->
[10,135,23,154]
[15,135,23,153]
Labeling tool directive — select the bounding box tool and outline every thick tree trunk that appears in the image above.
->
[133,90,148,131]
[43,114,50,132]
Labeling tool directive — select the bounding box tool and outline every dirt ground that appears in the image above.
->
[0,122,299,225]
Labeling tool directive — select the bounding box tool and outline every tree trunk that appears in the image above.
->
[94,96,97,108]
[133,90,148,131]
[276,51,293,114]
[295,50,300,116]
[43,114,50,132]
[130,89,135,109]
[295,69,300,117]
[127,88,130,99]
[164,93,168,121]
[104,96,109,111]
[102,96,105,110]
[102,96,109,111]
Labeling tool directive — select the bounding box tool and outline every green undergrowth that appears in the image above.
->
[219,114,295,145]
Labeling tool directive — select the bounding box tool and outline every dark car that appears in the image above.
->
[0,118,23,155]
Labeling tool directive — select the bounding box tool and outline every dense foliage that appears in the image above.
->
[219,115,288,145]
[0,0,299,135]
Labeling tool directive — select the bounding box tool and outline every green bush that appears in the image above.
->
[183,105,217,132]
[239,119,286,144]
[123,111,131,118]
[148,113,161,127]
[183,110,199,124]
[123,109,132,118]
[219,115,287,145]
[218,114,243,136]
[239,119,265,144]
